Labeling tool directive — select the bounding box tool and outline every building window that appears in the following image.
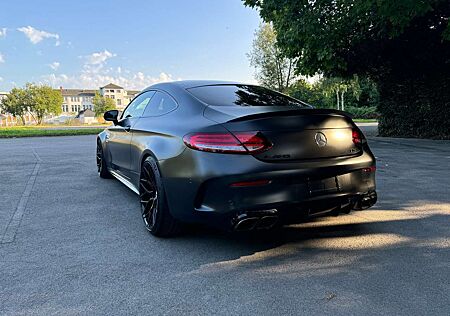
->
[117,99,121,106]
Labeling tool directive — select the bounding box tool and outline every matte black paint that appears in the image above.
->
[98,80,377,229]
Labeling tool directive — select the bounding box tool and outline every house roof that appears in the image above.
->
[101,83,123,89]
[76,109,95,118]
[127,90,140,96]
[60,89,96,96]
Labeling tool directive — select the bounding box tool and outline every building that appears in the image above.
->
[0,84,141,123]
[60,88,96,114]
[99,83,139,111]
[76,109,97,124]
[60,83,139,114]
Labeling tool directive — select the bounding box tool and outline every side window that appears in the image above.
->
[121,91,155,119]
[143,91,178,117]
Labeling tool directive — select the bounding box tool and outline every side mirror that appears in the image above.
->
[104,110,119,124]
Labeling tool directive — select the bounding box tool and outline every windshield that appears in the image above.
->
[187,84,310,108]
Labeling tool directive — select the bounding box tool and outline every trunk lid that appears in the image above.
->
[204,106,361,162]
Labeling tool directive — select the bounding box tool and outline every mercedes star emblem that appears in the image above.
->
[314,132,327,147]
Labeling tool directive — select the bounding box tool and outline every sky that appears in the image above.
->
[0,0,261,91]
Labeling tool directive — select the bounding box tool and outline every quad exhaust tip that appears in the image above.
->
[233,209,279,231]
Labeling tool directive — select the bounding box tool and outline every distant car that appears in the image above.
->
[96,81,377,237]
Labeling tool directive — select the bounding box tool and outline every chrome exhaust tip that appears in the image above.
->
[232,209,279,231]
[353,191,377,210]
[233,217,260,231]
[255,215,278,230]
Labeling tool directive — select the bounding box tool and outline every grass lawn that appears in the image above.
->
[0,126,104,138]
[353,119,378,123]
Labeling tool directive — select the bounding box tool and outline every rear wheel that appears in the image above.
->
[139,156,179,237]
[96,141,112,178]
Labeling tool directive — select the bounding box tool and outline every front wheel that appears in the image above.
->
[139,156,179,237]
[96,141,112,178]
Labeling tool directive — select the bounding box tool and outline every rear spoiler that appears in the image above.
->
[227,108,352,123]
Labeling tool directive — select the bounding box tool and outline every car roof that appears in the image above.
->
[145,80,248,91]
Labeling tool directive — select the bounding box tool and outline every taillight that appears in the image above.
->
[362,166,376,173]
[183,132,271,154]
[352,128,366,145]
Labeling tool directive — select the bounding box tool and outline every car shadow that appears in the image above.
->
[166,208,450,274]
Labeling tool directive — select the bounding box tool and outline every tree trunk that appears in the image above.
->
[28,111,37,124]
[285,59,293,91]
[341,91,345,111]
[336,90,340,110]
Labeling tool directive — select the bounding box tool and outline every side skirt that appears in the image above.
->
[109,169,139,195]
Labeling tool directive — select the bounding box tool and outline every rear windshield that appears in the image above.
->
[187,84,309,107]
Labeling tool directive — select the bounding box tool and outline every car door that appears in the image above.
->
[106,91,155,176]
[129,91,179,185]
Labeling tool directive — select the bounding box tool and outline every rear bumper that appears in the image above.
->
[160,147,376,227]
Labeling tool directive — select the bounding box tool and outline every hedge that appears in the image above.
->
[378,77,450,139]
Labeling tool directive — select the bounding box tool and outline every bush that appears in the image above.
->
[345,106,379,119]
[378,77,450,139]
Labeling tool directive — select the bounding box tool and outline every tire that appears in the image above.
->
[139,156,179,237]
[96,141,112,179]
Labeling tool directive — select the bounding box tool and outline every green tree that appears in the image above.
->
[29,84,63,124]
[285,79,327,108]
[244,0,450,138]
[93,92,116,117]
[248,22,296,92]
[0,87,30,125]
[321,76,362,111]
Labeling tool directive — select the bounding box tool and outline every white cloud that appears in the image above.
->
[41,71,177,90]
[49,62,60,70]
[17,26,60,45]
[41,49,177,89]
[0,53,4,63]
[84,50,116,65]
[0,28,6,37]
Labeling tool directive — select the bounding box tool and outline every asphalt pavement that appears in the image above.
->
[0,131,449,315]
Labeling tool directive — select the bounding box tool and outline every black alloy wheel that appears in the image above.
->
[139,157,179,237]
[140,162,159,230]
[97,141,111,178]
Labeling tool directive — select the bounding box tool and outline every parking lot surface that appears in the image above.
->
[1,134,449,315]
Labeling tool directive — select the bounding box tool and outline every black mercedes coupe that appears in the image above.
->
[96,81,377,237]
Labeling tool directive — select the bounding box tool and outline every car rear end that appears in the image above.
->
[165,84,377,230]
